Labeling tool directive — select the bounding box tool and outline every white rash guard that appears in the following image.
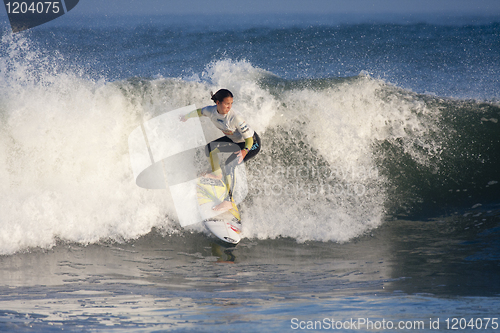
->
[200,105,254,143]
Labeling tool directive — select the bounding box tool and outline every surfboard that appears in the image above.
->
[196,176,242,245]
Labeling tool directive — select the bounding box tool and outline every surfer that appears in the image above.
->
[180,89,261,211]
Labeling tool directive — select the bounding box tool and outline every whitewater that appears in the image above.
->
[0,30,463,254]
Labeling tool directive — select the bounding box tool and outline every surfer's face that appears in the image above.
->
[216,97,233,115]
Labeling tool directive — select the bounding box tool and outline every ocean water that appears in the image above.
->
[1,13,500,332]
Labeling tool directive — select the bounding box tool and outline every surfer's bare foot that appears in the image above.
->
[213,200,233,211]
[201,172,223,180]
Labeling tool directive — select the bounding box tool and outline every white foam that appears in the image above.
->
[0,37,176,254]
[241,74,442,242]
[0,37,443,253]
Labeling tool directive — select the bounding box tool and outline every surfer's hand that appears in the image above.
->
[179,115,187,122]
[235,149,247,163]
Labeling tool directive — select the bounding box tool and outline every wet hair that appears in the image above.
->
[210,89,233,103]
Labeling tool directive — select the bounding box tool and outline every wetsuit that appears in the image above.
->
[200,105,261,176]
[185,105,261,200]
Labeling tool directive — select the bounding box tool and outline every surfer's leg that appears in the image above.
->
[205,136,242,180]
[205,136,240,154]
[213,200,233,211]
[217,133,261,206]
[204,137,235,178]
[204,148,223,179]
[208,133,261,175]
[212,167,237,212]
[244,132,261,162]
[210,134,261,212]
[222,132,261,177]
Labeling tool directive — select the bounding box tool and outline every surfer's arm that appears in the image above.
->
[235,136,253,163]
[244,136,253,152]
[233,115,255,162]
[179,109,203,122]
